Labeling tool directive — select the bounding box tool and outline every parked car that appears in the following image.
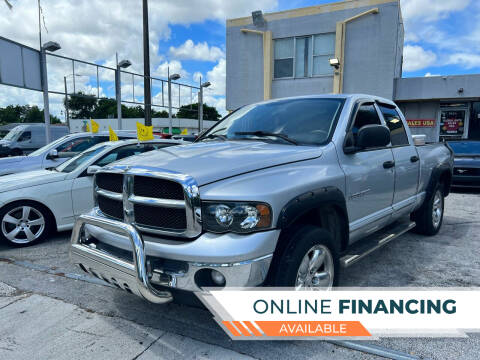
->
[0,138,181,246]
[448,140,480,188]
[0,124,69,157]
[0,130,140,176]
[70,94,453,304]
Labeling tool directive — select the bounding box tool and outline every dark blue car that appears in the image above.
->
[448,141,480,188]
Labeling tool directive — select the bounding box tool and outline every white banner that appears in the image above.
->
[196,288,480,340]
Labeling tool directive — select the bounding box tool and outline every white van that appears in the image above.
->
[0,124,69,157]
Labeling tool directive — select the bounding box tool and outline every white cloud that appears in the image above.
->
[403,45,437,71]
[424,72,440,77]
[401,0,470,22]
[169,40,224,62]
[193,72,203,83]
[446,53,480,69]
[205,58,226,96]
[154,60,189,79]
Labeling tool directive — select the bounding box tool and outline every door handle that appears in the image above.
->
[410,155,419,162]
[383,160,395,169]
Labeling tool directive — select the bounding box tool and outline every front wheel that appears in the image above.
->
[269,225,339,288]
[412,182,445,236]
[0,202,52,246]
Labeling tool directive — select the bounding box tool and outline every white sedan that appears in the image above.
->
[0,139,180,246]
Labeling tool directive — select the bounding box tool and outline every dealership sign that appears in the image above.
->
[197,288,480,339]
[407,119,436,127]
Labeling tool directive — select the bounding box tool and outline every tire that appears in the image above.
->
[269,225,340,288]
[0,202,53,247]
[411,182,445,236]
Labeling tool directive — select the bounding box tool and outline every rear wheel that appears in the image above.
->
[412,182,444,236]
[269,225,339,288]
[0,203,52,246]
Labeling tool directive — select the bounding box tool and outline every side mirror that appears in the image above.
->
[86,165,101,175]
[356,125,391,149]
[47,149,58,159]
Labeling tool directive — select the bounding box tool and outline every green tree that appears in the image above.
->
[176,103,221,121]
[66,92,96,119]
[0,105,61,125]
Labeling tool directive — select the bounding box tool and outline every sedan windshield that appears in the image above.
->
[199,98,344,146]
[56,145,108,173]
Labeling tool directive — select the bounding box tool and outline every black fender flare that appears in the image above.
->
[277,186,348,229]
[425,162,453,198]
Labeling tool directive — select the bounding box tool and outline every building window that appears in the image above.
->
[274,33,335,79]
[295,37,311,78]
[313,33,335,76]
[274,38,294,78]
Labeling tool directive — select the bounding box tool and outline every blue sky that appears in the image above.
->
[1,0,480,119]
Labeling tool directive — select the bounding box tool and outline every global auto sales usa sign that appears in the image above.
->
[407,119,436,127]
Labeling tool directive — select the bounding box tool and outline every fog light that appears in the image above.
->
[211,269,226,286]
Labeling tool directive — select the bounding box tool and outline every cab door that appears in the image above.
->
[378,103,420,219]
[337,102,395,243]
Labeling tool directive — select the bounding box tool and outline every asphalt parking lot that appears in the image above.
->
[0,189,479,360]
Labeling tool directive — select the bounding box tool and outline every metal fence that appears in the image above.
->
[44,52,204,133]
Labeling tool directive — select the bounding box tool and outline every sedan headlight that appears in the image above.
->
[202,201,272,233]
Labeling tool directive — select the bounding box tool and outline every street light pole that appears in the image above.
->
[167,70,181,135]
[143,0,152,127]
[115,56,131,130]
[199,78,211,133]
[40,41,61,144]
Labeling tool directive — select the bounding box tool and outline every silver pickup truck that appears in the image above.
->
[70,94,453,304]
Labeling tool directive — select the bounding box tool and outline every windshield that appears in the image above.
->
[3,126,25,141]
[56,145,108,173]
[448,141,480,155]
[199,98,344,146]
[29,135,70,156]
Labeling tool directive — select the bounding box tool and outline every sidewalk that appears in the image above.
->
[0,283,253,360]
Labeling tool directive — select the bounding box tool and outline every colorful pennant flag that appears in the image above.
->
[136,122,154,141]
[109,126,119,141]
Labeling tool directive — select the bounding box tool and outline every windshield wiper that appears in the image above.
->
[235,131,298,145]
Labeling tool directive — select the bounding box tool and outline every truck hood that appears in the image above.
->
[0,169,68,193]
[111,141,323,185]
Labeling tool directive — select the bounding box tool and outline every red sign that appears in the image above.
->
[406,119,436,127]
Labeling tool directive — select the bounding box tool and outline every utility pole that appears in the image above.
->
[64,76,70,130]
[143,0,152,126]
[40,46,51,143]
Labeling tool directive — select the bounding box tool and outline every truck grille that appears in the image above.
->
[97,195,123,220]
[133,176,184,200]
[96,173,123,193]
[95,171,201,239]
[133,204,187,230]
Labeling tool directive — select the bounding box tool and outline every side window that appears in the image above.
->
[379,105,409,146]
[92,136,110,145]
[18,131,31,142]
[93,144,146,168]
[56,137,95,154]
[352,104,381,135]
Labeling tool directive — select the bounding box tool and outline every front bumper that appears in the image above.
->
[70,214,276,304]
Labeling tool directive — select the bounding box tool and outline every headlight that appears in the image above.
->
[202,201,272,233]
